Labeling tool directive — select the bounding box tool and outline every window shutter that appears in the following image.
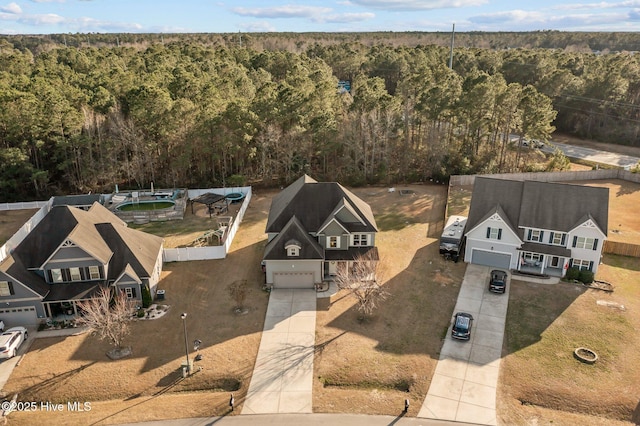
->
[568,259,573,268]
[8,282,14,295]
[47,270,53,283]
[548,232,554,243]
[561,234,566,246]
[588,261,594,271]
[539,231,544,241]
[132,287,137,298]
[486,227,491,238]
[527,229,532,240]
[593,239,598,251]
[498,229,502,240]
[572,236,577,248]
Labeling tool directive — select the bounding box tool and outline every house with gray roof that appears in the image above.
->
[0,202,164,327]
[263,175,378,288]
[464,177,608,276]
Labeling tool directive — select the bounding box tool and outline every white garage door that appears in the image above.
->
[273,272,315,289]
[471,250,511,270]
[0,306,38,328]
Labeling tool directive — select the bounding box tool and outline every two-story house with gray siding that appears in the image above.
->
[263,175,378,289]
[0,202,164,327]
[464,177,608,277]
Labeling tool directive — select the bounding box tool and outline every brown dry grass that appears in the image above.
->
[499,254,640,425]
[5,184,462,424]
[313,184,466,416]
[0,209,38,245]
[5,190,275,425]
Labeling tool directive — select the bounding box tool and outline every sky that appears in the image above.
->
[1,0,640,35]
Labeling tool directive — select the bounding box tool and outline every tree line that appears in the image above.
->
[0,35,638,201]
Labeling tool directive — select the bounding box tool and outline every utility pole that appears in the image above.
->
[448,23,455,69]
[238,31,242,48]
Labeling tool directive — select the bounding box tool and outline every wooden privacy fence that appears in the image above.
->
[603,240,640,258]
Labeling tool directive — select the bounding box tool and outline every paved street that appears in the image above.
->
[542,141,640,168]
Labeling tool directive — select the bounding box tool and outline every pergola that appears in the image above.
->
[190,193,229,217]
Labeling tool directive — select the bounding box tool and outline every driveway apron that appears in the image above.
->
[242,289,316,414]
[418,264,509,425]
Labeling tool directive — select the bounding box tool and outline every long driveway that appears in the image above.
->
[418,265,508,425]
[241,289,317,414]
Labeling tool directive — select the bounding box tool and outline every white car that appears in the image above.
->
[0,327,28,359]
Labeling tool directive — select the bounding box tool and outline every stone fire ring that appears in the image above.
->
[574,347,598,364]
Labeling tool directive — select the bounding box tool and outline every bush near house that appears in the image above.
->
[142,285,152,308]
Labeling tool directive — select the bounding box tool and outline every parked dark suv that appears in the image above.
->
[451,312,473,340]
[489,269,508,294]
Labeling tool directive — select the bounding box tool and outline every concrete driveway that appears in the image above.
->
[242,289,317,414]
[418,265,509,425]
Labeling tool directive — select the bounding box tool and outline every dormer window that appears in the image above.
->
[285,239,301,257]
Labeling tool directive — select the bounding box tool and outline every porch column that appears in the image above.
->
[540,255,545,274]
[45,302,51,318]
[73,302,78,315]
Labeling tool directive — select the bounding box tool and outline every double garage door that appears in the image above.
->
[0,306,38,328]
[273,272,315,289]
[471,249,512,270]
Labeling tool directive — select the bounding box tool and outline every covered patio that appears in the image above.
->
[517,242,571,277]
[42,282,104,321]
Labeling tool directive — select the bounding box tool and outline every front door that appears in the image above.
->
[328,261,338,275]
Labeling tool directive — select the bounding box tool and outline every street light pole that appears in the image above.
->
[181,312,190,374]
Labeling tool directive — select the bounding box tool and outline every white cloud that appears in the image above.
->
[317,12,376,23]
[30,0,66,3]
[469,9,545,24]
[1,2,22,14]
[553,1,640,10]
[238,21,277,32]
[348,0,488,11]
[232,5,333,18]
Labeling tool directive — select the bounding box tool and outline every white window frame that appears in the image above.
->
[69,267,81,281]
[0,282,10,297]
[327,236,340,248]
[573,259,591,270]
[352,234,368,246]
[287,247,299,257]
[529,230,541,242]
[88,266,100,280]
[124,287,134,298]
[575,237,595,250]
[51,269,63,283]
[552,233,563,245]
[488,228,501,240]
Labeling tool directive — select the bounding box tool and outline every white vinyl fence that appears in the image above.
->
[162,186,252,262]
[0,198,53,263]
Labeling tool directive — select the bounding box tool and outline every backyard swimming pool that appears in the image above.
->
[116,200,175,212]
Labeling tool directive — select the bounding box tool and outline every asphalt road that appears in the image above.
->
[540,141,640,168]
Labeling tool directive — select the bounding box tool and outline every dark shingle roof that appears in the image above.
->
[52,194,104,207]
[467,177,609,238]
[265,175,377,234]
[264,216,324,260]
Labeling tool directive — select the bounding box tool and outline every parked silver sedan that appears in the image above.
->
[0,327,28,359]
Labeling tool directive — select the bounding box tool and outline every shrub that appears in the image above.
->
[141,285,152,308]
[565,266,580,281]
[136,309,146,318]
[226,174,246,187]
[579,269,594,284]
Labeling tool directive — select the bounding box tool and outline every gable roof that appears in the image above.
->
[519,180,608,235]
[8,202,163,291]
[264,216,324,260]
[467,177,609,238]
[265,175,377,234]
[466,178,524,236]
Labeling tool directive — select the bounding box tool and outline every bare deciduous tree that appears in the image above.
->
[76,286,135,358]
[228,279,248,311]
[334,251,389,319]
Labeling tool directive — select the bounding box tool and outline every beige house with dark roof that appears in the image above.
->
[0,202,163,326]
[464,177,608,276]
[263,175,378,289]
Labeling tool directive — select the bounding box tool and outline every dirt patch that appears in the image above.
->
[0,209,39,245]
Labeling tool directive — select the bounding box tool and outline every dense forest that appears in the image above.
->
[0,32,639,201]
